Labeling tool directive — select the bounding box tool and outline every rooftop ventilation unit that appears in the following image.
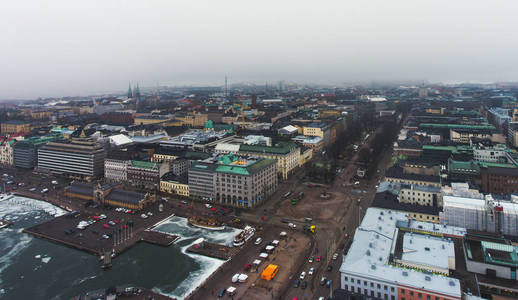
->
[402,271,408,277]
[425,276,431,281]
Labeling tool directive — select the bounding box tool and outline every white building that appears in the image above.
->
[340,208,462,300]
[440,195,518,236]
[104,159,128,182]
[472,143,507,163]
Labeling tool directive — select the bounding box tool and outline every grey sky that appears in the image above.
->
[1,0,517,99]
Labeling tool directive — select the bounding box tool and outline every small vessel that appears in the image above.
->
[188,216,225,231]
[0,219,12,229]
[233,226,255,247]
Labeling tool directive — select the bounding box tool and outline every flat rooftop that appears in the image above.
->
[401,233,455,271]
[340,208,462,298]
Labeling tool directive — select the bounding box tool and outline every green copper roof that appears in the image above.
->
[216,165,249,175]
[419,123,496,130]
[239,141,298,155]
[130,160,159,170]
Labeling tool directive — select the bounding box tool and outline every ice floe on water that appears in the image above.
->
[153,216,242,299]
[41,257,51,264]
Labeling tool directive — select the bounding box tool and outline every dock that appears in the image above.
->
[140,230,179,246]
[186,241,238,260]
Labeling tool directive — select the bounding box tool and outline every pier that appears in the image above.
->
[140,230,179,246]
[186,241,238,260]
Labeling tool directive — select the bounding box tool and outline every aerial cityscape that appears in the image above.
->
[1,1,518,300]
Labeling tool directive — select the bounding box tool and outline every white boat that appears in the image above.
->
[233,226,255,247]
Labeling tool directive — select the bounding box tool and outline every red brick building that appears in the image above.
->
[480,167,518,194]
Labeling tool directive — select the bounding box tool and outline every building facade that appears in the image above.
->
[37,138,105,178]
[127,160,169,190]
[239,142,299,180]
[104,159,128,182]
[0,139,16,166]
[480,166,518,194]
[1,120,31,134]
[398,184,442,207]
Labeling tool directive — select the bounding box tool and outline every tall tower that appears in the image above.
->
[134,83,141,102]
[224,76,228,98]
[127,83,133,98]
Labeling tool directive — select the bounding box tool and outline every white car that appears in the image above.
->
[308,267,314,275]
[299,271,306,280]
[141,214,148,219]
[102,234,110,239]
[99,214,107,219]
[205,204,212,209]
[332,253,339,260]
[147,212,153,216]
[308,256,314,263]
[254,237,262,245]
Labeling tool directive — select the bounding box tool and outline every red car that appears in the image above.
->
[316,255,322,262]
[93,216,100,220]
[113,220,119,224]
[103,224,110,229]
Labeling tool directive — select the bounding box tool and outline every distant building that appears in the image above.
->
[93,103,124,115]
[1,120,31,134]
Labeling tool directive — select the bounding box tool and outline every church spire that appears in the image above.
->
[127,82,133,98]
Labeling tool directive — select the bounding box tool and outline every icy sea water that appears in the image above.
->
[0,196,240,299]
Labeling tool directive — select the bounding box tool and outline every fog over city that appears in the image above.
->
[1,0,517,99]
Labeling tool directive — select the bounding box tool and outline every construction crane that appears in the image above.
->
[233,97,247,129]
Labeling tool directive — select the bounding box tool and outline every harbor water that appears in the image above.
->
[0,196,240,299]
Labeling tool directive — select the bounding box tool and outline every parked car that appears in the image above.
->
[141,214,148,219]
[308,256,314,263]
[327,265,333,271]
[326,279,333,288]
[301,281,307,289]
[332,253,339,260]
[217,288,226,297]
[293,279,300,288]
[320,276,327,286]
[254,237,262,245]
[316,255,321,262]
[299,271,306,280]
[308,267,314,275]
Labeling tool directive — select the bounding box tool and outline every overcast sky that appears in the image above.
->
[1,0,518,99]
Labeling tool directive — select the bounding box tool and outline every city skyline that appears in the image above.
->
[1,0,518,99]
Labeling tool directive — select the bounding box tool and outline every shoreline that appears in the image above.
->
[2,195,237,300]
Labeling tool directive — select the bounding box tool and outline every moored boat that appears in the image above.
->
[188,216,225,231]
[233,225,255,247]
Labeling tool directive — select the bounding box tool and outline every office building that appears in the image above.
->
[37,138,105,178]
[13,134,62,169]
[188,154,277,208]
